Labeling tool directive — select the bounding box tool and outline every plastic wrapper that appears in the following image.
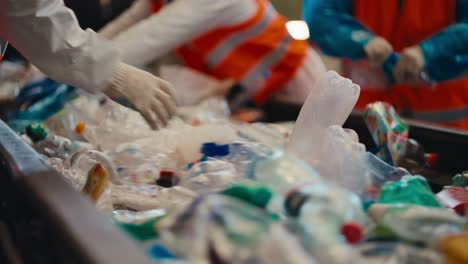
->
[7,80,77,132]
[363,102,410,166]
[111,185,197,212]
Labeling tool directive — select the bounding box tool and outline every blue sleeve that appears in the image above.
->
[420,0,468,81]
[303,0,375,60]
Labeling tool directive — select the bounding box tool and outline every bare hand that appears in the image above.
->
[364,37,393,67]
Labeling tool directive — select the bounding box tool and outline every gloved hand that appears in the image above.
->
[364,37,393,67]
[394,46,425,84]
[105,63,177,129]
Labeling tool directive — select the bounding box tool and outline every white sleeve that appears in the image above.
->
[99,0,152,39]
[0,0,122,92]
[112,0,255,66]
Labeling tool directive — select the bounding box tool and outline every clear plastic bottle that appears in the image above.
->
[287,71,360,166]
[285,183,367,245]
[369,204,465,245]
[247,149,321,195]
[26,123,93,160]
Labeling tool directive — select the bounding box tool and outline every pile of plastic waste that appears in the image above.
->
[16,71,468,263]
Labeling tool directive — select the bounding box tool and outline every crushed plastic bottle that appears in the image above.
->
[247,149,321,195]
[284,183,367,245]
[72,99,156,151]
[107,135,180,185]
[287,71,360,166]
[26,123,93,160]
[369,204,464,244]
[180,158,239,193]
[112,209,166,241]
[68,149,118,187]
[158,194,312,264]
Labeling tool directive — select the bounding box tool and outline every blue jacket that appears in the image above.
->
[303,0,468,81]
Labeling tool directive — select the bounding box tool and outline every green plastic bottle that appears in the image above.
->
[378,175,441,207]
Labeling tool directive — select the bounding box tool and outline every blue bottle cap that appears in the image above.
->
[201,142,230,157]
[148,244,177,260]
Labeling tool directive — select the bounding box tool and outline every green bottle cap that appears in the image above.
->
[114,216,164,241]
[25,123,48,143]
[221,184,273,209]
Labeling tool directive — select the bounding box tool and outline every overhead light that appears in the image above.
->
[286,20,310,40]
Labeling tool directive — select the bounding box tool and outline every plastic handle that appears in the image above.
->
[382,53,400,84]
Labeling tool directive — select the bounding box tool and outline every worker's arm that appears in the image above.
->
[99,0,152,39]
[303,0,375,60]
[0,0,121,92]
[111,0,250,66]
[418,0,468,81]
[0,0,177,129]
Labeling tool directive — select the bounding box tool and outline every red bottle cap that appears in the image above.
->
[425,153,439,169]
[453,202,468,216]
[159,170,175,181]
[341,221,364,244]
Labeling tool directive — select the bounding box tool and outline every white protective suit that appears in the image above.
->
[0,0,176,129]
[100,0,327,104]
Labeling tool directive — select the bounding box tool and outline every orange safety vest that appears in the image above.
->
[151,0,308,105]
[348,0,468,129]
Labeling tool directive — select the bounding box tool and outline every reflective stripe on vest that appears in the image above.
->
[243,36,291,87]
[176,0,308,105]
[206,4,276,68]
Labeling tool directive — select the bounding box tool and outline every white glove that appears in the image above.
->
[105,63,177,130]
